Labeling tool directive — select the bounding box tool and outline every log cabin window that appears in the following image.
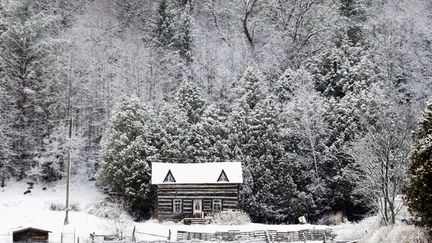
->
[173,199,182,213]
[212,199,222,213]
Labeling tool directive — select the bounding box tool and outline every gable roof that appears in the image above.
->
[217,169,229,182]
[151,162,243,185]
[13,227,52,234]
[163,169,176,182]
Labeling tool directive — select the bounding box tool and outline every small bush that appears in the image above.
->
[87,199,123,219]
[318,212,347,225]
[49,201,80,212]
[212,210,251,225]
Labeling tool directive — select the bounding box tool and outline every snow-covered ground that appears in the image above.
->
[0,179,426,243]
[333,215,428,243]
[0,180,329,242]
[0,179,115,243]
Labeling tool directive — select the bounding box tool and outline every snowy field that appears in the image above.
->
[0,180,329,242]
[0,179,425,243]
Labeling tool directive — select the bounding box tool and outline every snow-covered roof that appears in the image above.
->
[151,162,243,185]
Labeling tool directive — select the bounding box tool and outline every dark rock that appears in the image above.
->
[42,187,47,191]
[24,190,31,195]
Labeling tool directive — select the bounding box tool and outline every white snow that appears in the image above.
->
[0,179,115,243]
[0,179,333,243]
[1,179,425,243]
[151,162,243,184]
[333,216,428,243]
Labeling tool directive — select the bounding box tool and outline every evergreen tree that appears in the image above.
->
[153,0,192,62]
[273,67,310,103]
[153,103,191,162]
[308,37,379,99]
[320,91,381,220]
[243,97,288,223]
[337,0,365,44]
[154,0,174,49]
[176,80,205,124]
[98,97,156,219]
[0,87,14,187]
[405,99,432,228]
[0,0,64,179]
[188,105,229,162]
[279,70,331,221]
[235,66,266,110]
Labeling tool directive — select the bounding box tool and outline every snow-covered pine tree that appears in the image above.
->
[98,96,157,219]
[189,104,228,162]
[147,0,193,102]
[337,0,366,44]
[152,103,191,162]
[235,66,266,110]
[273,67,305,103]
[152,0,192,62]
[308,36,379,99]
[0,9,14,186]
[320,90,382,220]
[306,33,384,220]
[176,79,205,124]
[405,99,432,228]
[153,0,175,49]
[227,66,267,160]
[0,0,64,179]
[243,97,288,223]
[0,85,14,187]
[279,68,331,221]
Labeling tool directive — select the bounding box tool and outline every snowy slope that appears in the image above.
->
[0,179,115,242]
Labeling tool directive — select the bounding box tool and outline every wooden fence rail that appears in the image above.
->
[176,228,333,242]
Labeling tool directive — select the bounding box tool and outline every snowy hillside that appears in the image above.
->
[1,0,431,241]
[0,180,114,242]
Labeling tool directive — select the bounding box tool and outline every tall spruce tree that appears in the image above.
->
[176,79,205,124]
[405,99,432,228]
[153,103,191,162]
[0,0,64,179]
[189,105,228,162]
[98,97,156,219]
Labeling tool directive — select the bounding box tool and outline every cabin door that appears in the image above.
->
[193,199,202,217]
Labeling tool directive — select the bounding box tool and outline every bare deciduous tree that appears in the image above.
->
[347,108,413,225]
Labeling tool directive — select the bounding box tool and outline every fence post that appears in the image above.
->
[60,232,63,243]
[264,231,270,243]
[132,226,136,243]
[303,232,307,243]
[168,229,171,241]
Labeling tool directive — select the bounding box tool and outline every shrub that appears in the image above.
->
[49,201,80,212]
[318,212,347,225]
[212,210,251,225]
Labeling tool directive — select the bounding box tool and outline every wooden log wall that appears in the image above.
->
[156,183,240,220]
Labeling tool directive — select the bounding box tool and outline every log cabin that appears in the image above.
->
[151,162,243,221]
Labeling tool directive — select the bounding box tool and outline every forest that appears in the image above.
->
[0,0,431,228]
